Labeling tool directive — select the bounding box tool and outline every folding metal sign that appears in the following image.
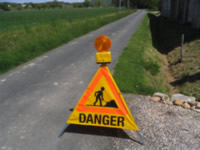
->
[59,35,144,144]
[67,65,138,130]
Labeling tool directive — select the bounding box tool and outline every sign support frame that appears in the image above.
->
[58,34,144,145]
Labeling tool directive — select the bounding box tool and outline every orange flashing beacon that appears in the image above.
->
[95,34,112,64]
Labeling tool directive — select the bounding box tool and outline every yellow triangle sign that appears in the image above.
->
[66,65,139,130]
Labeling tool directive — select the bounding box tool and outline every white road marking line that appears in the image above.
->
[54,82,58,86]
[20,136,25,139]
[29,63,35,67]
[89,33,94,37]
[22,65,28,69]
[1,146,6,150]
[112,32,116,36]
[71,41,78,45]
[1,79,7,82]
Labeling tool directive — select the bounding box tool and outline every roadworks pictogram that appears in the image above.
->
[67,65,139,130]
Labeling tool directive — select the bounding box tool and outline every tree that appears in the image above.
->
[73,2,84,8]
[16,4,22,10]
[111,0,161,9]
[0,3,11,11]
[96,0,101,7]
[84,0,90,7]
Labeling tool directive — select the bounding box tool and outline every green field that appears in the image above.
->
[0,8,124,32]
[0,8,134,74]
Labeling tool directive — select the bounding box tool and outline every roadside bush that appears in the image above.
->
[73,3,84,8]
[144,61,160,75]
[84,0,90,8]
[0,3,11,11]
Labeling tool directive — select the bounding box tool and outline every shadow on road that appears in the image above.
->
[62,124,141,144]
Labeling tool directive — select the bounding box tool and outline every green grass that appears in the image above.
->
[0,8,124,33]
[0,8,135,74]
[113,15,171,95]
[168,40,200,101]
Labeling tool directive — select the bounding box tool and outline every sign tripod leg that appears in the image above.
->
[136,131,144,145]
[58,124,68,137]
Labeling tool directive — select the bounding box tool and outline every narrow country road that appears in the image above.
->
[0,10,146,150]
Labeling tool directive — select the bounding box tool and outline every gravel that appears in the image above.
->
[112,94,200,150]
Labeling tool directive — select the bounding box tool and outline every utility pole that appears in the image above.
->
[127,0,130,9]
[180,34,184,62]
[119,0,121,13]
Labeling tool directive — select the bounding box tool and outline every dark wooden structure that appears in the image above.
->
[161,0,200,28]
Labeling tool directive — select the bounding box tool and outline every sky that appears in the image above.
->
[0,0,84,3]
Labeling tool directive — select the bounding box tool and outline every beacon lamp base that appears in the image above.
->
[96,52,111,64]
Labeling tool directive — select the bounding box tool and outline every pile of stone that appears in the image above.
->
[150,93,200,113]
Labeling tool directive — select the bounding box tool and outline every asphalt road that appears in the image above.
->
[0,10,146,150]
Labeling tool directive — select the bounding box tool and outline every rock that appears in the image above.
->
[171,94,196,103]
[151,96,161,102]
[188,101,196,107]
[153,92,170,102]
[195,134,200,139]
[196,102,200,109]
[173,100,183,106]
[146,96,151,100]
[182,102,191,109]
[166,101,173,105]
[192,106,200,113]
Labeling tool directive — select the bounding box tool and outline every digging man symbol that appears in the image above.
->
[93,87,105,106]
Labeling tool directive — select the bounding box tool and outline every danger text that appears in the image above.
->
[79,113,124,127]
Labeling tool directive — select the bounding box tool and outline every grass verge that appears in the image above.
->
[168,40,200,101]
[113,15,172,95]
[0,8,135,74]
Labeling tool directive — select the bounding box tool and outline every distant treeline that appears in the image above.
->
[73,0,160,9]
[71,0,111,8]
[112,0,161,9]
[0,2,71,11]
[0,0,161,11]
[0,0,108,11]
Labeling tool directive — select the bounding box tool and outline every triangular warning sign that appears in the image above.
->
[67,65,139,130]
